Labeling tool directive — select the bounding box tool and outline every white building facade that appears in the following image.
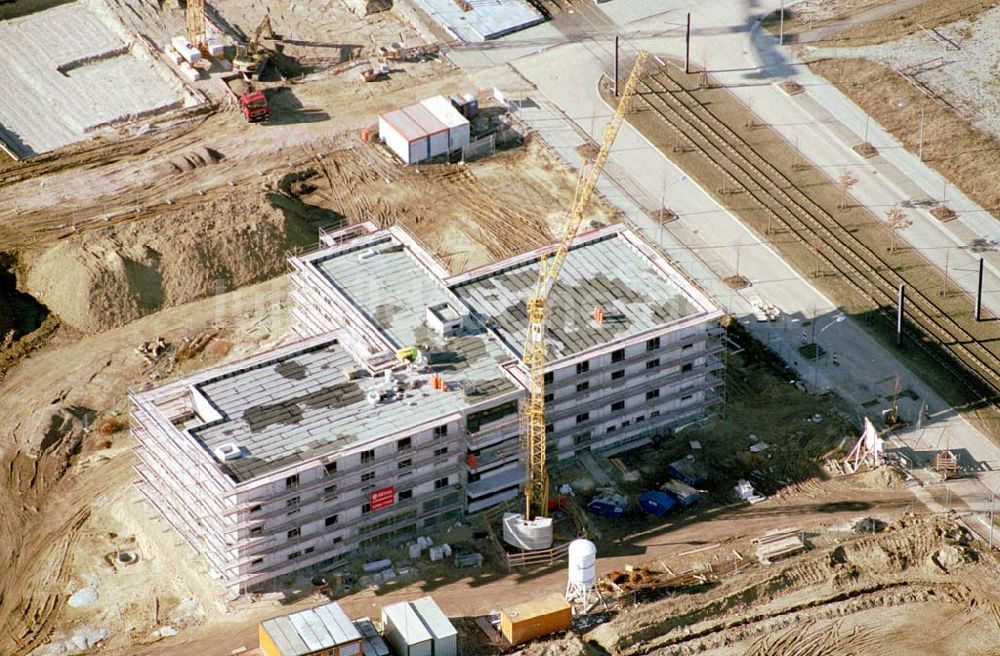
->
[132,222,723,594]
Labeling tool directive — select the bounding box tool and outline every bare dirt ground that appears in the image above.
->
[764,0,998,47]
[0,2,621,654]
[104,321,932,656]
[585,513,1000,656]
[801,2,1000,224]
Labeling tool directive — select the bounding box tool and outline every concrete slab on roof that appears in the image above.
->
[147,328,515,483]
[409,0,543,42]
[312,236,455,349]
[0,1,187,156]
[450,228,713,361]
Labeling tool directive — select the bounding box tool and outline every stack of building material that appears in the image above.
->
[754,529,806,565]
[259,601,363,656]
[499,593,572,646]
[933,450,959,478]
[662,479,700,506]
[381,596,457,656]
[734,479,766,505]
[353,617,390,656]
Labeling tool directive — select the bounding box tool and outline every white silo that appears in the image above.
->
[565,539,603,613]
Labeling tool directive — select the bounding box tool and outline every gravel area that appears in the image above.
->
[806,4,1000,140]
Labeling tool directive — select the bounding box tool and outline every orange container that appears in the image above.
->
[500,593,572,646]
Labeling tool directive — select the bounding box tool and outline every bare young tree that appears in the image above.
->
[885,205,912,254]
[838,171,859,209]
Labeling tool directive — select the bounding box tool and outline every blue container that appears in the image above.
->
[588,497,628,519]
[667,457,708,487]
[638,491,677,517]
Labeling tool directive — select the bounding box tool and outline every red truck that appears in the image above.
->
[220,73,269,122]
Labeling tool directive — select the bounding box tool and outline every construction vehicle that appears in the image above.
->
[220,72,269,122]
[234,14,274,79]
[518,52,649,523]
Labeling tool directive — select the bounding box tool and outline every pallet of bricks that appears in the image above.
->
[755,528,806,565]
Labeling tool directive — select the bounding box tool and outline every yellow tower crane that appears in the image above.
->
[520,52,649,521]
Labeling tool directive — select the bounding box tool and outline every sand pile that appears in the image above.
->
[24,190,316,333]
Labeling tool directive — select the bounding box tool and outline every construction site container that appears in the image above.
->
[379,109,428,165]
[381,601,432,656]
[661,479,699,506]
[259,601,363,656]
[381,597,456,656]
[378,96,470,165]
[667,456,707,486]
[638,490,676,516]
[499,593,572,646]
[411,597,458,656]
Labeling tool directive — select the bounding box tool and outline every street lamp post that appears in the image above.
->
[779,0,785,46]
[659,174,688,247]
[897,98,926,162]
[811,313,846,388]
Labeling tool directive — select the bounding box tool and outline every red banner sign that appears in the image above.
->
[370,486,395,512]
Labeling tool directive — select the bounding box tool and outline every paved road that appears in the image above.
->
[447,0,1000,518]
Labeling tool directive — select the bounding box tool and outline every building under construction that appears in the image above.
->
[131,221,724,593]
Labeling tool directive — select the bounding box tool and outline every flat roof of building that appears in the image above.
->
[137,223,719,485]
[176,329,515,483]
[408,0,543,42]
[261,602,361,656]
[312,235,455,350]
[450,228,715,361]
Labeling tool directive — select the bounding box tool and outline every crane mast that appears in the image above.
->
[186,0,207,52]
[521,52,649,520]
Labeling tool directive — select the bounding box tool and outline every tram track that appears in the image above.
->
[631,65,1000,406]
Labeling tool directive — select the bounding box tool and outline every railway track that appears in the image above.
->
[632,66,1000,406]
